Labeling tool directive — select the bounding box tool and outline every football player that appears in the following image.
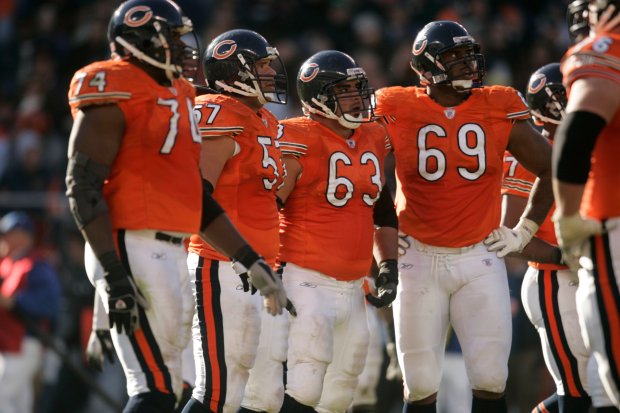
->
[274,50,398,413]
[182,29,292,413]
[66,2,285,412]
[375,21,554,413]
[502,63,593,413]
[554,0,620,408]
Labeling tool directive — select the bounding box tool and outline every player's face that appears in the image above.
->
[441,45,478,81]
[332,79,365,116]
[255,57,278,92]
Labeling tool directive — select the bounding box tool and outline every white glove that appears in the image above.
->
[553,212,607,270]
[484,217,539,258]
[247,259,289,315]
[233,246,296,316]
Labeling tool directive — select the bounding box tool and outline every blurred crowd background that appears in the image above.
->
[0,0,576,412]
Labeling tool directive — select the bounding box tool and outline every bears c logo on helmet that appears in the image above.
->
[213,40,238,60]
[528,73,547,94]
[412,38,427,56]
[123,5,153,28]
[299,63,319,82]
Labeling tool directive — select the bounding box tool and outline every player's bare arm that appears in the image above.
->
[67,104,148,334]
[506,120,554,225]
[485,120,554,258]
[552,76,619,265]
[553,76,620,216]
[66,104,124,258]
[199,135,238,188]
[275,156,302,205]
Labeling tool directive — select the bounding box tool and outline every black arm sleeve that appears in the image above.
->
[553,111,606,184]
[200,179,224,231]
[373,185,398,229]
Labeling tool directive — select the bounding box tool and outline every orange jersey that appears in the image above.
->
[562,33,620,219]
[277,117,391,281]
[68,59,202,234]
[376,85,530,247]
[188,94,284,263]
[502,151,563,270]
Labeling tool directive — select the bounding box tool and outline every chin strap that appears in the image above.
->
[115,26,180,82]
[303,99,361,129]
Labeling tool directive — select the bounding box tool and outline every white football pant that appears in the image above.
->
[394,236,512,402]
[283,263,369,413]
[350,302,384,409]
[187,252,262,413]
[241,310,288,412]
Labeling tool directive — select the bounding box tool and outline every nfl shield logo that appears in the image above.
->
[444,108,455,119]
[346,139,356,149]
[262,118,268,127]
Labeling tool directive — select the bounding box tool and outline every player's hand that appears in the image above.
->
[484,218,539,258]
[247,259,292,316]
[86,329,115,372]
[398,232,411,257]
[366,259,398,308]
[553,212,608,270]
[233,245,296,317]
[594,4,620,34]
[385,342,402,381]
[105,275,148,335]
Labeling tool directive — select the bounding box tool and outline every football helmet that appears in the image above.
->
[567,0,589,43]
[526,63,566,125]
[410,20,485,90]
[203,29,287,104]
[108,0,194,81]
[297,50,375,129]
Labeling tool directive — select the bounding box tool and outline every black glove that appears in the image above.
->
[238,272,257,295]
[100,252,148,335]
[366,259,398,308]
[86,329,115,372]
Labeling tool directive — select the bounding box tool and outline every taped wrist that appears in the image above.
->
[99,251,127,283]
[65,151,110,229]
[200,180,224,231]
[232,244,260,269]
[373,186,398,228]
[516,217,539,239]
[553,111,606,184]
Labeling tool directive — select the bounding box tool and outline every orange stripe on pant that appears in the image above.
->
[543,271,580,396]
[134,329,170,394]
[594,235,620,382]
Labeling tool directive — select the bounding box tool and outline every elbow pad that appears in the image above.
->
[373,185,398,229]
[200,179,224,231]
[65,152,110,229]
[553,111,606,184]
